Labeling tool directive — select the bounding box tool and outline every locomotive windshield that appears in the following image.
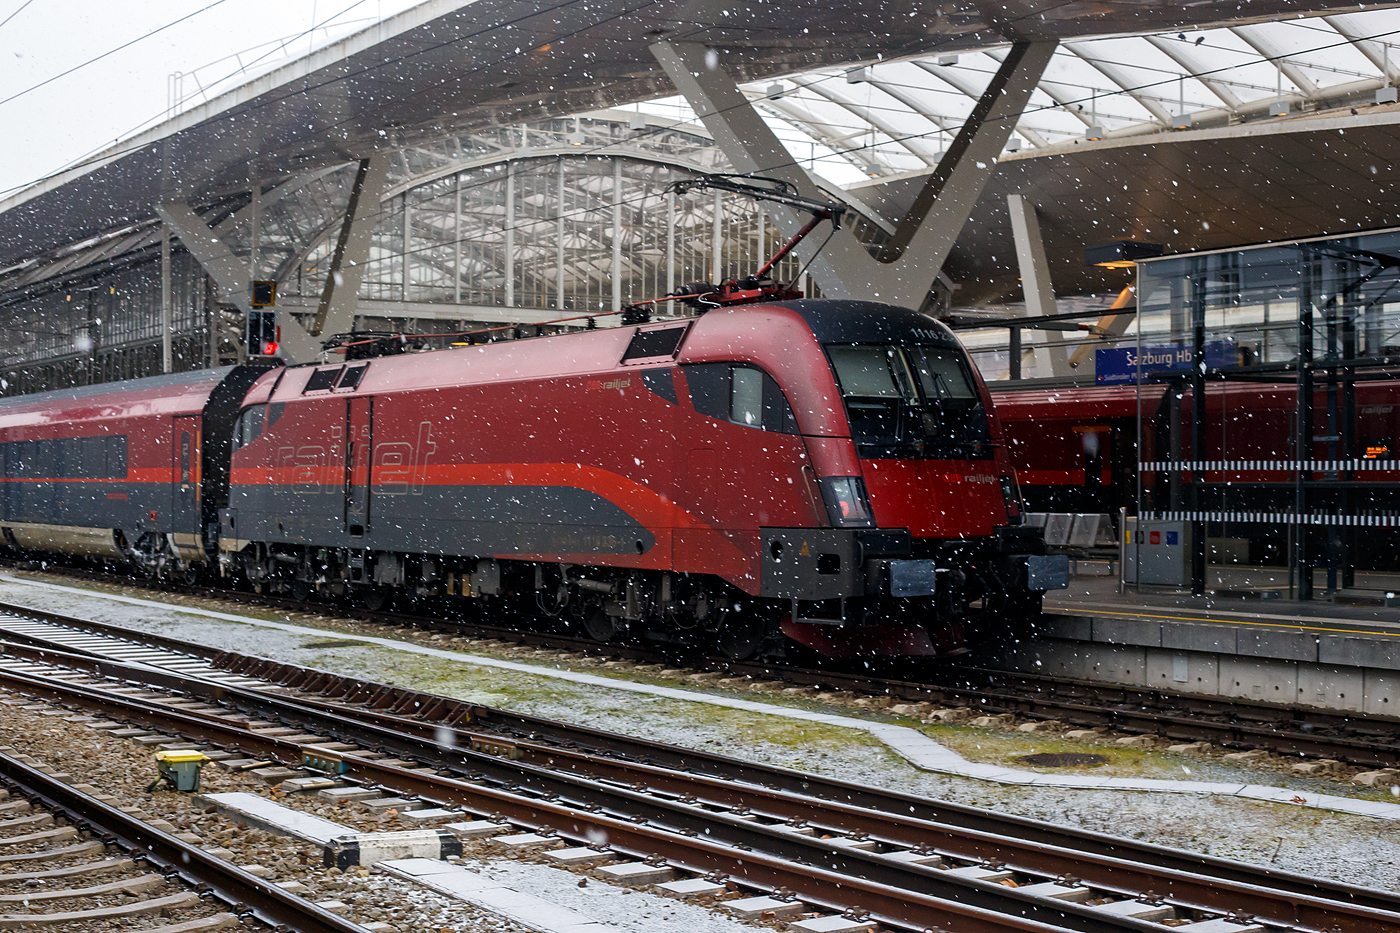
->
[827,344,992,459]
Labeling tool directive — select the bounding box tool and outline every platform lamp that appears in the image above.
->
[1084,240,1164,270]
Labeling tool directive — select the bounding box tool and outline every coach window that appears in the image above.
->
[234,405,265,450]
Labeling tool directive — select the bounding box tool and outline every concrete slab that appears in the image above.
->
[1093,900,1174,922]
[1092,617,1161,648]
[1321,634,1400,670]
[1015,882,1093,901]
[378,858,624,933]
[1145,648,1219,694]
[882,850,942,866]
[1298,663,1364,711]
[595,862,673,884]
[722,895,803,919]
[1364,669,1400,716]
[196,792,351,846]
[1163,623,1236,654]
[1175,919,1267,933]
[1220,656,1295,703]
[1238,628,1317,662]
[490,833,562,850]
[1036,614,1092,641]
[445,820,509,838]
[943,865,1015,882]
[1086,644,1147,686]
[545,847,612,865]
[656,878,726,897]
[318,787,379,803]
[401,808,465,823]
[356,797,425,813]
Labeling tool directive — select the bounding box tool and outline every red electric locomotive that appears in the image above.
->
[0,178,1065,660]
[219,299,1063,659]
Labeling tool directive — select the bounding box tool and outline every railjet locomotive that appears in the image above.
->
[0,299,1064,659]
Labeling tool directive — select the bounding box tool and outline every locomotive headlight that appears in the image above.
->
[819,476,876,528]
[1000,475,1024,524]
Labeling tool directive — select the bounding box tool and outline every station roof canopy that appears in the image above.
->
[1,0,1395,268]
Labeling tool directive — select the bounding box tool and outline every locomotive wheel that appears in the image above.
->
[582,608,620,643]
[714,611,766,661]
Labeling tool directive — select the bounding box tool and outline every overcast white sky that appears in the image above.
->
[0,0,422,199]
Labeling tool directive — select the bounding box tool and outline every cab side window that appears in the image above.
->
[233,405,265,450]
[682,363,799,435]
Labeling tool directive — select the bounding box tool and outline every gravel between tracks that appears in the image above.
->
[3,571,1400,894]
[0,696,520,933]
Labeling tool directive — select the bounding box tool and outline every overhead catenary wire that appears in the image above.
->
[0,0,37,32]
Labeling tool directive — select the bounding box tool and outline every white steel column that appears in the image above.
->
[1006,193,1072,378]
[248,182,262,281]
[665,179,676,295]
[711,191,723,285]
[612,160,623,313]
[454,173,462,304]
[556,158,566,309]
[160,222,172,373]
[401,192,411,301]
[505,162,516,307]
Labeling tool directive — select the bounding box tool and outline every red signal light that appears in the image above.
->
[263,341,279,356]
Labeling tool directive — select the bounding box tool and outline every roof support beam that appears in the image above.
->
[312,153,390,338]
[650,39,872,299]
[1064,43,1174,124]
[1006,193,1071,378]
[155,201,322,363]
[876,40,1057,265]
[652,38,1055,306]
[1323,15,1400,83]
[154,201,252,314]
[1142,36,1243,112]
[1228,24,1318,100]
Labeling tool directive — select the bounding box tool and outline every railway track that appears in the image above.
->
[5,566,1400,770]
[0,602,1395,933]
[0,743,361,931]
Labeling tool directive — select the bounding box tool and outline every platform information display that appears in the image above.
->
[1095,341,1236,385]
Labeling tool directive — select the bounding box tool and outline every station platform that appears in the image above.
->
[991,571,1400,715]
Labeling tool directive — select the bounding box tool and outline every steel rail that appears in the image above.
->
[0,749,363,933]
[1,600,1399,921]
[1,636,1399,933]
[5,568,1399,769]
[0,660,1094,933]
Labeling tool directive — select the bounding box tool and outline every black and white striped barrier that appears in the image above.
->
[324,829,463,868]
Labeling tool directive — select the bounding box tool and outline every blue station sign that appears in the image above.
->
[1095,341,1237,385]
